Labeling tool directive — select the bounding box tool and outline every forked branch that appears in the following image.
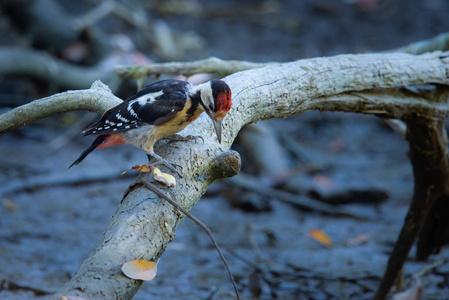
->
[1,51,449,300]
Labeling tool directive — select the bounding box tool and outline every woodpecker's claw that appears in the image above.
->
[148,153,183,178]
[164,134,204,144]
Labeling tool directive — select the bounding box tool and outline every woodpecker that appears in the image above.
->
[70,79,232,174]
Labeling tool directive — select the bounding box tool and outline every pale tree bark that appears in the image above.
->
[115,57,275,78]
[2,51,449,299]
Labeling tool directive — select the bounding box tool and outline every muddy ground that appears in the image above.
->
[1,0,449,299]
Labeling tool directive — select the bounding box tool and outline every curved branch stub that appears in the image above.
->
[211,150,241,181]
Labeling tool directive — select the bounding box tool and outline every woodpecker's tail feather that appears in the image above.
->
[69,135,107,168]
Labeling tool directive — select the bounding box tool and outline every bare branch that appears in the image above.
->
[115,32,449,80]
[391,31,449,55]
[0,80,121,135]
[0,47,119,90]
[115,57,275,78]
[225,173,370,220]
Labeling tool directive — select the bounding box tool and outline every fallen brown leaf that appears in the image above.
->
[2,198,18,212]
[309,228,333,248]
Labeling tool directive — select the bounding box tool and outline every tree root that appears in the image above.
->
[374,118,449,299]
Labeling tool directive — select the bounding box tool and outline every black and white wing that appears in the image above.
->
[82,80,191,136]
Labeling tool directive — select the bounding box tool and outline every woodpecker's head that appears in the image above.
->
[198,79,232,143]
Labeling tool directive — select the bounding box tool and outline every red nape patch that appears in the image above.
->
[96,134,126,149]
[216,91,232,113]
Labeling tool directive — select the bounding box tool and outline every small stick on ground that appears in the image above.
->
[140,180,240,300]
[226,173,371,220]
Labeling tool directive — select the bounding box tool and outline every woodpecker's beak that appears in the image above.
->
[205,109,223,143]
[213,118,223,144]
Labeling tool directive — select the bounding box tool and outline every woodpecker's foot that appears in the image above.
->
[164,134,204,144]
[148,153,183,178]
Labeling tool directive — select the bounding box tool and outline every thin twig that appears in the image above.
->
[403,259,447,288]
[140,181,240,300]
[0,170,134,197]
[394,259,446,297]
[226,247,380,295]
[413,259,446,279]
